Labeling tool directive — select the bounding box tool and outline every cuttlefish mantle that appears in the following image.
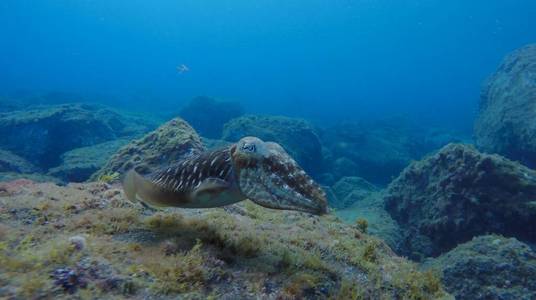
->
[123,136,327,215]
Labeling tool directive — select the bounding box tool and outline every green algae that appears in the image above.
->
[0,181,451,299]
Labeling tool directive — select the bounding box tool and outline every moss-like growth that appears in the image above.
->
[0,181,451,299]
[355,218,368,234]
[283,273,320,298]
[97,172,120,183]
[142,240,207,294]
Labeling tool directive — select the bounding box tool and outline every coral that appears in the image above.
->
[423,235,536,299]
[475,44,536,168]
[222,115,324,175]
[384,143,536,259]
[0,180,450,299]
[179,96,245,139]
[92,117,204,179]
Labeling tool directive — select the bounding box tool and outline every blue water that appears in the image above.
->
[1,1,536,131]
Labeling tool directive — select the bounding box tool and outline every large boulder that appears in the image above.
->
[0,149,38,174]
[423,235,536,300]
[321,119,463,185]
[222,115,323,175]
[92,118,204,179]
[179,96,244,139]
[0,149,62,183]
[475,44,536,167]
[48,140,129,182]
[330,176,378,209]
[0,103,154,169]
[384,143,536,260]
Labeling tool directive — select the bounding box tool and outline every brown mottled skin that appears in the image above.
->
[123,137,327,215]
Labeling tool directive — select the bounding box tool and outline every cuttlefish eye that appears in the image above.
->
[241,143,257,153]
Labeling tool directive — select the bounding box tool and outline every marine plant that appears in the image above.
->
[97,172,120,183]
[0,181,450,299]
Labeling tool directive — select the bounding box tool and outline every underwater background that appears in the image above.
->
[2,1,536,130]
[2,1,536,299]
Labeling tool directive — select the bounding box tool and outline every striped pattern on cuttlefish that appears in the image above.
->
[123,136,327,215]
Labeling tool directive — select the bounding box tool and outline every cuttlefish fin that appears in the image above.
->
[123,169,176,208]
[190,178,229,200]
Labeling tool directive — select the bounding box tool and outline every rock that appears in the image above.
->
[316,173,336,186]
[321,120,464,185]
[384,143,536,260]
[0,103,155,169]
[201,137,233,150]
[179,96,244,139]
[0,149,38,174]
[0,172,62,184]
[335,193,402,251]
[48,140,129,182]
[475,44,536,168]
[331,177,378,209]
[423,235,536,300]
[68,236,87,251]
[0,97,24,112]
[331,157,360,179]
[0,181,450,299]
[92,118,204,178]
[222,115,323,175]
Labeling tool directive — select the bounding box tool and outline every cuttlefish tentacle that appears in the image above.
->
[123,136,327,215]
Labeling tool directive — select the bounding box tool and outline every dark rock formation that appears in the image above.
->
[0,104,154,170]
[92,118,204,179]
[384,143,536,260]
[48,140,129,182]
[222,115,323,175]
[0,149,38,174]
[423,235,536,300]
[320,119,463,185]
[330,176,378,209]
[475,44,536,167]
[179,96,244,139]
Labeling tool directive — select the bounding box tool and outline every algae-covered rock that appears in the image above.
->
[0,149,38,174]
[423,235,536,300]
[0,149,60,183]
[48,140,130,182]
[330,176,378,209]
[0,172,62,184]
[0,180,450,299]
[0,103,154,169]
[222,115,323,175]
[92,118,204,179]
[475,44,536,168]
[384,143,536,260]
[335,192,403,252]
[321,120,464,185]
[179,96,244,139]
[321,120,423,185]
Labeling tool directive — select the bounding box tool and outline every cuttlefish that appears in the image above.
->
[123,136,327,215]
